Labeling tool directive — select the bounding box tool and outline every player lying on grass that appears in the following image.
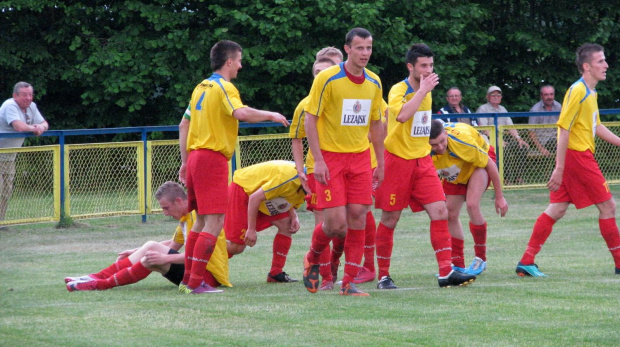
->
[65,181,231,293]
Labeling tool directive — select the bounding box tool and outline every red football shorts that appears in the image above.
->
[315,149,373,209]
[550,149,611,209]
[304,173,322,212]
[375,151,445,212]
[186,149,229,214]
[224,182,290,245]
[443,145,497,196]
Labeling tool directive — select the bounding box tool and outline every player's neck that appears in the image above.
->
[408,76,420,91]
[582,74,599,91]
[344,60,364,76]
[214,69,232,81]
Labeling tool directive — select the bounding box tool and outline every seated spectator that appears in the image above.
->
[528,85,561,157]
[476,86,529,185]
[437,87,477,125]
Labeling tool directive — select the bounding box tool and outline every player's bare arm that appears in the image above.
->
[245,188,267,247]
[547,128,569,192]
[396,73,439,123]
[233,107,290,127]
[304,112,329,185]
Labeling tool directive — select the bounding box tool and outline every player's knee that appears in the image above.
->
[227,242,245,256]
[142,240,159,251]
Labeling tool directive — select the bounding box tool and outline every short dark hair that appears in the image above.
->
[154,181,187,202]
[345,28,372,46]
[406,43,433,65]
[429,119,445,140]
[210,40,242,71]
[575,43,604,74]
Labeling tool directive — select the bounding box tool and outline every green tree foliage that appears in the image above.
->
[1,0,618,133]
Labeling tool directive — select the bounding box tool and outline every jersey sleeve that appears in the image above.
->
[288,98,307,139]
[449,131,489,168]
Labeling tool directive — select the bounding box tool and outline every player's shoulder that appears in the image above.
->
[363,68,382,88]
[315,64,345,82]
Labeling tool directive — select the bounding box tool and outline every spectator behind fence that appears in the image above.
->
[528,85,562,157]
[476,85,529,185]
[0,82,49,225]
[437,87,476,125]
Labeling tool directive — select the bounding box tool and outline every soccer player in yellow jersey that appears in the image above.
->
[66,182,231,292]
[516,43,620,277]
[302,28,385,296]
[290,56,341,290]
[374,43,476,289]
[429,120,508,276]
[179,40,289,294]
[224,161,306,283]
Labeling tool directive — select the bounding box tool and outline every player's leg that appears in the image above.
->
[464,168,489,275]
[445,194,466,269]
[595,198,620,273]
[375,209,401,289]
[267,216,298,283]
[353,208,376,284]
[516,202,568,277]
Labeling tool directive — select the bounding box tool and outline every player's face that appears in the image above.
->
[586,51,608,82]
[229,51,243,79]
[158,197,185,220]
[313,62,334,77]
[410,57,434,82]
[540,87,555,107]
[429,131,448,155]
[344,35,372,69]
[446,89,462,107]
[13,87,33,111]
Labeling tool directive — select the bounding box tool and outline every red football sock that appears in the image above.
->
[270,233,292,276]
[363,211,376,272]
[599,218,620,268]
[331,235,345,265]
[92,257,132,279]
[98,261,152,290]
[342,228,364,286]
[520,213,555,265]
[469,221,488,261]
[430,220,452,277]
[318,245,333,281]
[309,223,331,263]
[375,223,395,279]
[203,271,219,288]
[451,237,465,268]
[183,231,200,284]
[187,232,217,289]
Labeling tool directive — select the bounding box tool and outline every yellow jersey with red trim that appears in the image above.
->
[172,210,232,287]
[306,63,383,153]
[557,78,601,153]
[431,123,491,184]
[232,160,306,216]
[385,79,433,159]
[289,96,315,173]
[369,99,388,169]
[186,73,248,160]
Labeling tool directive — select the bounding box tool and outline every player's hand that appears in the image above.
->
[313,161,330,186]
[419,73,439,95]
[289,215,300,234]
[495,196,508,217]
[547,167,563,192]
[244,229,258,247]
[144,250,166,266]
[116,249,135,261]
[178,163,187,185]
[517,138,530,149]
[271,112,290,127]
[372,165,384,190]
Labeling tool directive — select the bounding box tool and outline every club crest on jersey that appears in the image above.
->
[436,165,460,182]
[341,99,371,126]
[265,197,292,215]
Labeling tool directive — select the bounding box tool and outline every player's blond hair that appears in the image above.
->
[315,47,343,62]
[154,181,187,202]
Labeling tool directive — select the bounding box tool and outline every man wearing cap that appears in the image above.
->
[476,86,529,185]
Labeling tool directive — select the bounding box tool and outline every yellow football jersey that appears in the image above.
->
[232,160,306,216]
[186,74,248,160]
[385,79,433,159]
[557,78,601,153]
[432,123,490,184]
[305,63,383,153]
